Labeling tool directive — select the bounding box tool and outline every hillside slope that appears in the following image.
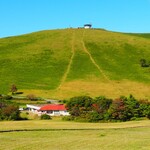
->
[0,29,150,99]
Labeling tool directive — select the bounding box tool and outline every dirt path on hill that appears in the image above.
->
[57,30,75,89]
[81,30,110,81]
[81,30,123,95]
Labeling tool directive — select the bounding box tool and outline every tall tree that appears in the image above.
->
[10,84,17,94]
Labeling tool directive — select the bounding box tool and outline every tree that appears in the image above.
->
[124,95,140,119]
[109,96,143,121]
[109,98,128,121]
[92,96,112,120]
[0,100,20,121]
[10,84,17,94]
[66,96,93,117]
[93,96,112,113]
[139,99,150,119]
[140,59,149,67]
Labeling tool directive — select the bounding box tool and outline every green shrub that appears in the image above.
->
[62,116,74,121]
[40,114,51,120]
[87,111,101,122]
[140,59,149,67]
[139,99,150,119]
[27,94,37,101]
[3,95,12,100]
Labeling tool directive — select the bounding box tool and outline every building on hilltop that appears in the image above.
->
[84,24,92,29]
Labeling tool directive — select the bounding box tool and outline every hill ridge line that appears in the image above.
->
[82,30,110,81]
[57,30,75,89]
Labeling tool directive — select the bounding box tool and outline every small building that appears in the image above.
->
[26,104,41,113]
[26,104,69,116]
[84,24,92,29]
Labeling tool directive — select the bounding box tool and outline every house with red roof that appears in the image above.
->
[27,104,69,116]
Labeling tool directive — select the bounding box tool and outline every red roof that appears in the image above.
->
[39,104,67,111]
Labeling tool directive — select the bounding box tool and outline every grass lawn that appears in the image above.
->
[0,119,150,150]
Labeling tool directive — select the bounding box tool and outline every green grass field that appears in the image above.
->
[0,119,150,150]
[0,29,150,99]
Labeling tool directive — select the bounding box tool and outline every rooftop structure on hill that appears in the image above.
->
[84,24,92,29]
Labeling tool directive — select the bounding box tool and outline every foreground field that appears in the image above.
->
[0,119,150,150]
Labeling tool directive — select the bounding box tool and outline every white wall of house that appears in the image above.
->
[39,110,70,116]
[27,104,40,113]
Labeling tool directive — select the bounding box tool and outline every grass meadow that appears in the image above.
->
[0,29,150,99]
[0,119,150,150]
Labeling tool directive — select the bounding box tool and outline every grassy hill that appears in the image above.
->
[0,29,150,99]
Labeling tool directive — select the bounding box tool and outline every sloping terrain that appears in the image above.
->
[0,29,150,99]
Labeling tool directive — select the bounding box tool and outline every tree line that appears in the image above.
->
[1,93,150,122]
[64,95,150,122]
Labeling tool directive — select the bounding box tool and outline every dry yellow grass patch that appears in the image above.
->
[22,79,150,100]
[21,89,52,99]
[56,80,150,99]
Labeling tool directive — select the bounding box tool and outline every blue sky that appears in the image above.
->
[0,0,150,37]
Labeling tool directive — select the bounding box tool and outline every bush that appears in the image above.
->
[40,114,51,120]
[27,94,37,101]
[3,95,12,100]
[140,59,149,67]
[139,99,150,119]
[62,116,74,121]
[87,111,102,122]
